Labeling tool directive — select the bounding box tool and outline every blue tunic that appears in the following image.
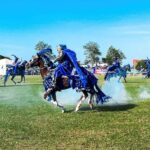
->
[146,61,150,74]
[54,49,88,88]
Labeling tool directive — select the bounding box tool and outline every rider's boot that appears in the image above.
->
[53,77,61,91]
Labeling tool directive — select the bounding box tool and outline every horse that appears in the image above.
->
[143,70,150,79]
[26,56,66,113]
[27,56,110,112]
[104,64,119,81]
[104,64,131,83]
[118,64,131,82]
[4,60,27,86]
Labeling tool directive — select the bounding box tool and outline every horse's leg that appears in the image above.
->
[17,75,23,83]
[11,75,16,85]
[75,95,83,112]
[124,77,127,83]
[75,91,88,112]
[118,76,121,82]
[51,91,65,113]
[23,75,25,83]
[20,75,23,83]
[88,94,94,110]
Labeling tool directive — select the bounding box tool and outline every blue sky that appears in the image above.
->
[0,0,150,64]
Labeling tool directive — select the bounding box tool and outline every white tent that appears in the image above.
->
[0,59,13,75]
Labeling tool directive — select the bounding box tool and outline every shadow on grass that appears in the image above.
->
[125,81,147,84]
[0,83,42,88]
[95,104,137,112]
[65,103,138,113]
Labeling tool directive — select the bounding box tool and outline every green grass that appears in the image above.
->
[0,75,150,150]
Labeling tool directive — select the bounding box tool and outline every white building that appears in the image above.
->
[0,59,13,75]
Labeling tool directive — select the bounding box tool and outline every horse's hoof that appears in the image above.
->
[43,92,48,99]
[62,109,65,113]
[90,106,93,110]
[74,109,78,113]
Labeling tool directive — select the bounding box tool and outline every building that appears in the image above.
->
[132,59,141,69]
[0,59,13,75]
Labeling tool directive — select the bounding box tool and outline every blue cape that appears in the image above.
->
[63,49,87,88]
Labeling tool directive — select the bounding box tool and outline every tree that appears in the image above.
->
[35,41,52,52]
[135,60,147,71]
[102,57,107,63]
[83,41,101,65]
[105,46,126,65]
[0,55,10,60]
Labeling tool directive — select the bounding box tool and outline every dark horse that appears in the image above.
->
[4,60,27,86]
[27,56,110,112]
[118,64,131,83]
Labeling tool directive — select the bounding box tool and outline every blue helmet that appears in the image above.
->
[58,44,67,50]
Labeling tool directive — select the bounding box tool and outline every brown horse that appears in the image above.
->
[26,56,66,112]
[26,56,96,112]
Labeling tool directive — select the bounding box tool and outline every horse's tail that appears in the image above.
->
[94,83,111,104]
[104,72,108,80]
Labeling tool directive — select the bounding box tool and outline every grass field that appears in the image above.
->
[0,75,150,150]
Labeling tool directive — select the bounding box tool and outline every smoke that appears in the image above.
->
[57,89,81,105]
[102,78,150,104]
[0,85,41,107]
[139,87,150,100]
[102,77,131,105]
[39,89,81,106]
[40,77,132,106]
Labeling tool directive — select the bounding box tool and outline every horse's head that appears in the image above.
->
[26,55,54,79]
[26,56,41,69]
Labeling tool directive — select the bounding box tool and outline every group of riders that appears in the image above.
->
[8,55,27,74]
[4,44,150,112]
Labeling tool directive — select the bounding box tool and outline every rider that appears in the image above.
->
[146,59,150,77]
[104,57,121,80]
[37,48,52,67]
[113,57,121,68]
[54,44,88,89]
[53,44,73,90]
[11,55,21,74]
[113,57,121,74]
[44,44,88,98]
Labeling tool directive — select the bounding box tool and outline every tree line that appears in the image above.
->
[35,41,126,66]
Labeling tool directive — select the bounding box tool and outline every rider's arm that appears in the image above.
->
[54,51,64,63]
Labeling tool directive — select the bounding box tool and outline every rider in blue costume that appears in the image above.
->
[104,57,121,80]
[53,44,88,90]
[113,57,121,67]
[146,59,150,77]
[11,55,21,74]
